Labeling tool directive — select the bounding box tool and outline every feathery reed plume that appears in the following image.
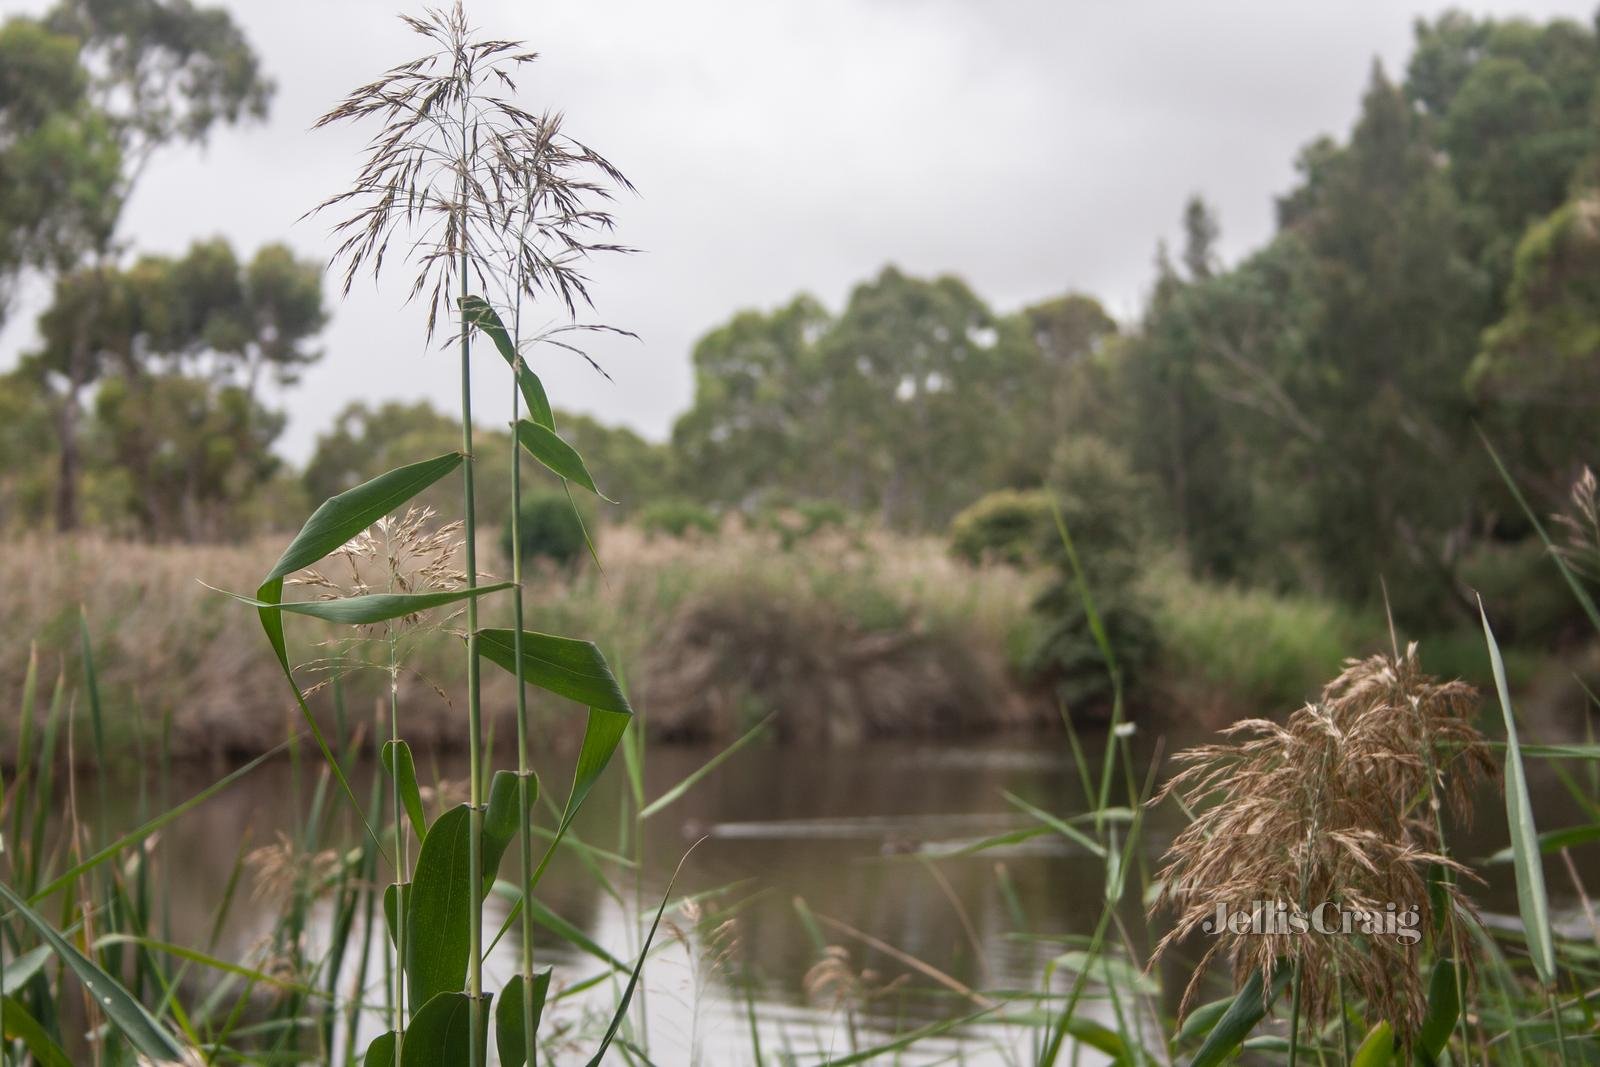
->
[803,945,909,1013]
[1151,644,1495,1043]
[310,1,633,336]
[292,506,467,629]
[1556,465,1600,582]
[245,831,342,908]
[662,896,744,1064]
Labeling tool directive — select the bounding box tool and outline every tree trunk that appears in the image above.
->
[53,379,81,533]
[53,269,103,534]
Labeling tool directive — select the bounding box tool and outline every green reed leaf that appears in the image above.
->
[226,582,511,625]
[1484,823,1600,864]
[484,708,632,958]
[1518,742,1600,758]
[639,711,775,819]
[514,419,610,500]
[1055,1016,1132,1065]
[1480,428,1600,636]
[495,969,550,1067]
[1,995,71,1067]
[0,880,185,1061]
[476,630,633,715]
[460,295,554,429]
[582,845,698,1067]
[1176,994,1233,1044]
[262,452,463,585]
[383,882,410,950]
[1188,967,1289,1067]
[488,882,627,973]
[382,740,428,840]
[561,709,632,835]
[404,796,519,1008]
[1352,1020,1394,1067]
[1418,958,1461,1061]
[403,990,490,1066]
[1,946,50,997]
[482,770,520,891]
[405,806,474,1007]
[364,1030,396,1067]
[1481,602,1557,986]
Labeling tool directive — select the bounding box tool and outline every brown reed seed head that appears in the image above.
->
[803,945,909,1011]
[1556,465,1600,582]
[1150,644,1496,1042]
[311,2,633,337]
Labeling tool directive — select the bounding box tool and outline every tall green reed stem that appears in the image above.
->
[509,297,538,1066]
[459,235,486,1062]
[386,536,408,1061]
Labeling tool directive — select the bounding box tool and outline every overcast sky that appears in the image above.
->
[3,0,1596,460]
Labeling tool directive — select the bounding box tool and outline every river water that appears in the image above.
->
[102,726,1594,1065]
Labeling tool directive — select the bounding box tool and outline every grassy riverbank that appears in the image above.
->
[4,525,1581,764]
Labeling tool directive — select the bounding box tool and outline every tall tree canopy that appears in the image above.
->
[21,239,325,539]
[1,0,273,531]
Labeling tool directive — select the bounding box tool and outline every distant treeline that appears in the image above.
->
[3,7,1599,635]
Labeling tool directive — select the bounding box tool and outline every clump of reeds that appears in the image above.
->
[1151,644,1496,1042]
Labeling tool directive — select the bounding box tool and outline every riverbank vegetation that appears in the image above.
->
[10,517,1580,764]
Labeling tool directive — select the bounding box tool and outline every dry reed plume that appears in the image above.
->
[1151,644,1496,1043]
[1557,465,1600,582]
[311,0,632,335]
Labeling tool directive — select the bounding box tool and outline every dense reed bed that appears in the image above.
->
[13,525,1567,763]
[0,525,1045,760]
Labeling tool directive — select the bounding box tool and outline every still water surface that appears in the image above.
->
[112,727,1589,1065]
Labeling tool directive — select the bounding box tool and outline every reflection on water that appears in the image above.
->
[89,724,1595,1065]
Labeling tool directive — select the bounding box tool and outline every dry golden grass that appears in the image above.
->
[2,523,1046,760]
[1,534,289,758]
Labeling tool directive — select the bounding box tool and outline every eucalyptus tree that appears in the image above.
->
[671,294,831,507]
[822,267,1041,528]
[4,0,274,531]
[23,238,325,539]
[0,16,119,320]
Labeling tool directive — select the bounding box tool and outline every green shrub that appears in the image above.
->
[1143,560,1377,709]
[637,498,718,539]
[1022,575,1156,713]
[501,490,592,569]
[1020,483,1156,714]
[948,489,1055,566]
